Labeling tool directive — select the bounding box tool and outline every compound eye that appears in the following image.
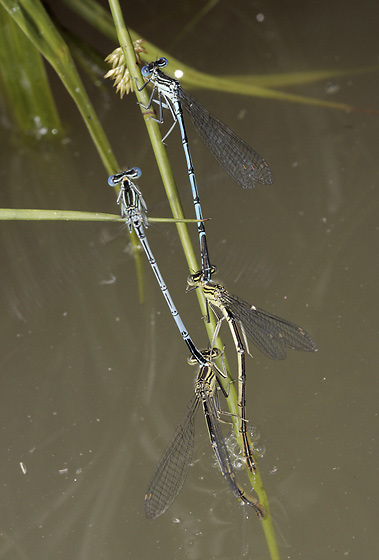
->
[108,172,126,187]
[141,65,150,78]
[157,57,168,68]
[129,167,142,179]
[108,175,118,187]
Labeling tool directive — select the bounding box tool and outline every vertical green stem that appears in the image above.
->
[107,2,279,558]
[108,0,213,328]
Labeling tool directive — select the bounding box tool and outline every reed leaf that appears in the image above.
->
[62,0,376,112]
[0,6,61,137]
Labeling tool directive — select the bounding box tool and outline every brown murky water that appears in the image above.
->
[1,1,378,559]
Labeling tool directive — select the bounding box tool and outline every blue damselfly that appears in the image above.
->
[138,58,273,281]
[108,168,207,366]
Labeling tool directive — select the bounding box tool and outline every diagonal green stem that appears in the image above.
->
[107,2,279,558]
[0,0,147,300]
[62,0,376,112]
[108,0,212,326]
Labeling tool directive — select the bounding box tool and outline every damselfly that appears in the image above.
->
[108,168,206,367]
[138,57,273,280]
[187,269,318,361]
[144,350,265,519]
[139,58,273,190]
[187,269,318,471]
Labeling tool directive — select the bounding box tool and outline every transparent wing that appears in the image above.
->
[179,88,273,189]
[222,290,318,359]
[144,395,200,519]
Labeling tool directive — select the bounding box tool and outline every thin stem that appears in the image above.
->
[106,5,279,559]
[0,0,146,300]
[108,0,213,328]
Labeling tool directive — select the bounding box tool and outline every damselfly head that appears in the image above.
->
[186,274,199,289]
[108,168,141,187]
[142,57,168,78]
[187,266,217,287]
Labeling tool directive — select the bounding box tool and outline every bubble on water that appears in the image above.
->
[249,426,261,442]
[254,443,266,457]
[325,81,340,95]
[233,457,244,470]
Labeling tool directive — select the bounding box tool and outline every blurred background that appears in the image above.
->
[0,1,378,559]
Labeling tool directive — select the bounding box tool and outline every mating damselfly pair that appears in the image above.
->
[106,54,317,520]
[108,165,317,519]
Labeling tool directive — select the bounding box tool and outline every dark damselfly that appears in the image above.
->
[144,349,265,519]
[138,57,273,280]
[187,268,318,361]
[108,168,207,367]
[187,269,318,472]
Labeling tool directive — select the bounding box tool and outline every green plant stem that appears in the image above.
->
[1,0,117,173]
[107,2,278,558]
[0,0,146,299]
[0,208,207,223]
[61,0,376,112]
[0,209,123,221]
[108,0,212,324]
